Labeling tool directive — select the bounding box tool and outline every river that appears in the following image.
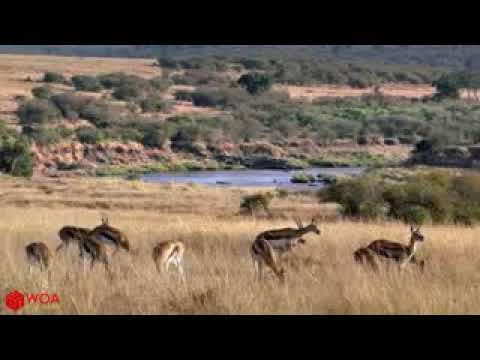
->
[142,167,365,190]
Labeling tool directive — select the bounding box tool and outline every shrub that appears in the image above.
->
[142,126,171,149]
[321,176,386,218]
[97,73,129,89]
[396,205,431,225]
[113,128,144,143]
[76,127,104,144]
[238,72,273,95]
[72,75,103,92]
[43,72,67,84]
[50,93,89,119]
[26,127,63,146]
[31,86,52,99]
[78,102,116,128]
[290,172,316,184]
[157,57,179,69]
[112,83,144,101]
[139,97,172,113]
[17,99,61,125]
[175,90,194,102]
[321,170,480,225]
[0,138,34,177]
[149,77,172,92]
[240,192,273,215]
[57,162,81,171]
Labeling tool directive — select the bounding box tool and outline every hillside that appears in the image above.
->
[0,53,479,178]
[2,46,480,69]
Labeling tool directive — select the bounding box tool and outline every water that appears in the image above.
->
[142,167,365,190]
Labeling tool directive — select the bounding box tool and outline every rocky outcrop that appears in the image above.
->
[32,141,173,175]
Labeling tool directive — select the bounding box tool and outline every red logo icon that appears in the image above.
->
[5,290,25,312]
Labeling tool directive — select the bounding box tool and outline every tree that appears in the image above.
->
[237,72,273,95]
[432,73,463,99]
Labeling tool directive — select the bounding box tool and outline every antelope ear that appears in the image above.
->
[311,218,316,225]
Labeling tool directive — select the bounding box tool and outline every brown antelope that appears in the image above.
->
[152,241,185,281]
[56,226,91,252]
[250,218,320,281]
[354,226,426,271]
[78,234,112,277]
[26,242,52,273]
[89,216,130,255]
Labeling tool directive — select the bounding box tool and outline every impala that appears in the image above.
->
[89,216,130,254]
[26,242,52,273]
[354,226,426,271]
[56,226,91,252]
[152,240,186,281]
[251,218,320,281]
[78,234,112,277]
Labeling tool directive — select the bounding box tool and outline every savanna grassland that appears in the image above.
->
[1,175,479,315]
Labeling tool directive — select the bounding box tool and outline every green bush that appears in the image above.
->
[43,72,67,84]
[290,172,315,184]
[0,138,34,177]
[31,86,52,99]
[238,72,273,95]
[97,73,129,89]
[142,126,171,149]
[138,97,171,113]
[149,77,172,92]
[112,83,144,101]
[321,170,480,225]
[72,75,103,92]
[157,57,179,69]
[50,93,90,119]
[57,162,81,171]
[76,127,104,144]
[17,99,61,125]
[240,192,273,215]
[26,127,63,146]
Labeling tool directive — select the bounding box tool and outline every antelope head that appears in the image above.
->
[305,218,321,235]
[410,225,425,243]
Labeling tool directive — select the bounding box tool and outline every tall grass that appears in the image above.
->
[1,177,479,314]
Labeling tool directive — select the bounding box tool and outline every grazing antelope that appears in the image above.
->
[251,218,320,281]
[251,238,285,282]
[56,226,91,252]
[89,216,130,255]
[152,241,186,281]
[26,242,52,273]
[78,235,112,277]
[354,226,426,271]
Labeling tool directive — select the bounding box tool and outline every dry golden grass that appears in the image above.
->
[1,175,479,315]
[277,84,479,102]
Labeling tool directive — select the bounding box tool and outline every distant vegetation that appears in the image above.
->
[14,66,480,163]
[4,45,480,70]
[320,169,480,225]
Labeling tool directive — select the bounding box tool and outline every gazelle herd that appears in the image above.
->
[24,215,427,283]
